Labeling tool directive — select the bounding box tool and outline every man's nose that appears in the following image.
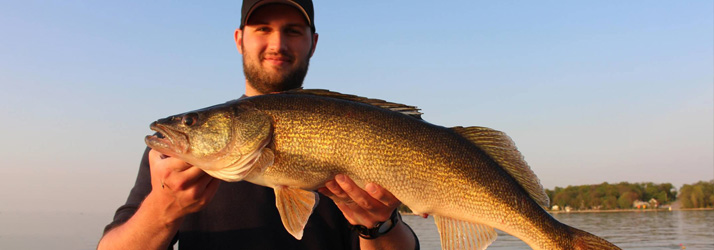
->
[266,31,288,53]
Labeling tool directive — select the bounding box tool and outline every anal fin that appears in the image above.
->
[274,186,319,240]
[434,215,497,250]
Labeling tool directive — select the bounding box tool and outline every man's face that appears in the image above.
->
[236,4,318,94]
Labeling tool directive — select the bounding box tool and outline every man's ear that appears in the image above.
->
[310,33,319,57]
[234,28,243,55]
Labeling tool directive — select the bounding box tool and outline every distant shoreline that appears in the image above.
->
[548,207,713,214]
[400,207,714,216]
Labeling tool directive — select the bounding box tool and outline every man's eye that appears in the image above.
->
[287,29,303,36]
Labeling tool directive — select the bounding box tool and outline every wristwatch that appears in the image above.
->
[350,209,401,239]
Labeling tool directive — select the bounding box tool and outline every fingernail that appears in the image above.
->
[366,183,377,194]
[335,174,345,183]
[325,180,336,188]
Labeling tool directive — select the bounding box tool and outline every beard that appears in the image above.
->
[242,46,310,94]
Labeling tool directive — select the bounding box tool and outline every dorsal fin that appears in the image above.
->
[451,126,550,207]
[281,89,423,119]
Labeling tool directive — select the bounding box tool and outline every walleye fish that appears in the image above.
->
[145,89,620,250]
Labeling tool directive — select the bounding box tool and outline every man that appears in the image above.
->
[98,1,419,249]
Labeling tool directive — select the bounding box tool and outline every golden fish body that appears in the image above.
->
[146,89,620,250]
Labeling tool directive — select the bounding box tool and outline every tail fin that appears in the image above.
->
[570,227,621,250]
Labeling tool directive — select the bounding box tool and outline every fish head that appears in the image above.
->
[145,102,273,181]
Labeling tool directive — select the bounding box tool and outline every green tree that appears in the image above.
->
[602,196,618,209]
[618,191,638,208]
[679,185,694,208]
[677,180,714,208]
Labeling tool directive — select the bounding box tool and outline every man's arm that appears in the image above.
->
[319,174,417,250]
[97,150,220,250]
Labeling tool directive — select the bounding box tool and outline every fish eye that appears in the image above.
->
[182,113,198,126]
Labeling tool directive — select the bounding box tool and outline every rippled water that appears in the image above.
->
[1,210,711,249]
[402,210,714,249]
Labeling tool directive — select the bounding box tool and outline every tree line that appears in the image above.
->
[677,180,714,209]
[545,180,714,210]
[545,182,676,210]
[398,180,713,213]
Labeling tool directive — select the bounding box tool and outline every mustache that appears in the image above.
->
[261,52,294,62]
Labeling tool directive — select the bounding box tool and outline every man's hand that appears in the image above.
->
[148,149,221,223]
[317,174,400,228]
[97,150,221,250]
[318,174,416,250]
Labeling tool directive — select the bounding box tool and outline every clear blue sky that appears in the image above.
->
[1,1,712,213]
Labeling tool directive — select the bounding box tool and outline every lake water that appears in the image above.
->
[0,210,712,249]
[402,210,714,249]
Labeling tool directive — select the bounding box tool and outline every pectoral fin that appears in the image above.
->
[203,147,274,182]
[434,215,497,250]
[274,186,319,240]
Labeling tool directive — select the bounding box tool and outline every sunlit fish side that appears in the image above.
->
[145,89,621,250]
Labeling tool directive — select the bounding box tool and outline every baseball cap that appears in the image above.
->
[241,0,315,32]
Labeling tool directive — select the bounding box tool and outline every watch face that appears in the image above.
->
[353,210,400,239]
[377,220,394,234]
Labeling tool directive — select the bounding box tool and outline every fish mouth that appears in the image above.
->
[145,122,190,156]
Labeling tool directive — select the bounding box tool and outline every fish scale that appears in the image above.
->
[145,89,621,249]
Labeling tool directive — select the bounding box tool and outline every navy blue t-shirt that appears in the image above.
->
[104,147,360,250]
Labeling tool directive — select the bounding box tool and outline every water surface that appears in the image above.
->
[402,210,714,249]
[1,210,711,249]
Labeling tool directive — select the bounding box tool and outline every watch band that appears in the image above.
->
[350,209,401,239]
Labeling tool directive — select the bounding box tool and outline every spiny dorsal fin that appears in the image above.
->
[282,89,423,119]
[451,126,550,207]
